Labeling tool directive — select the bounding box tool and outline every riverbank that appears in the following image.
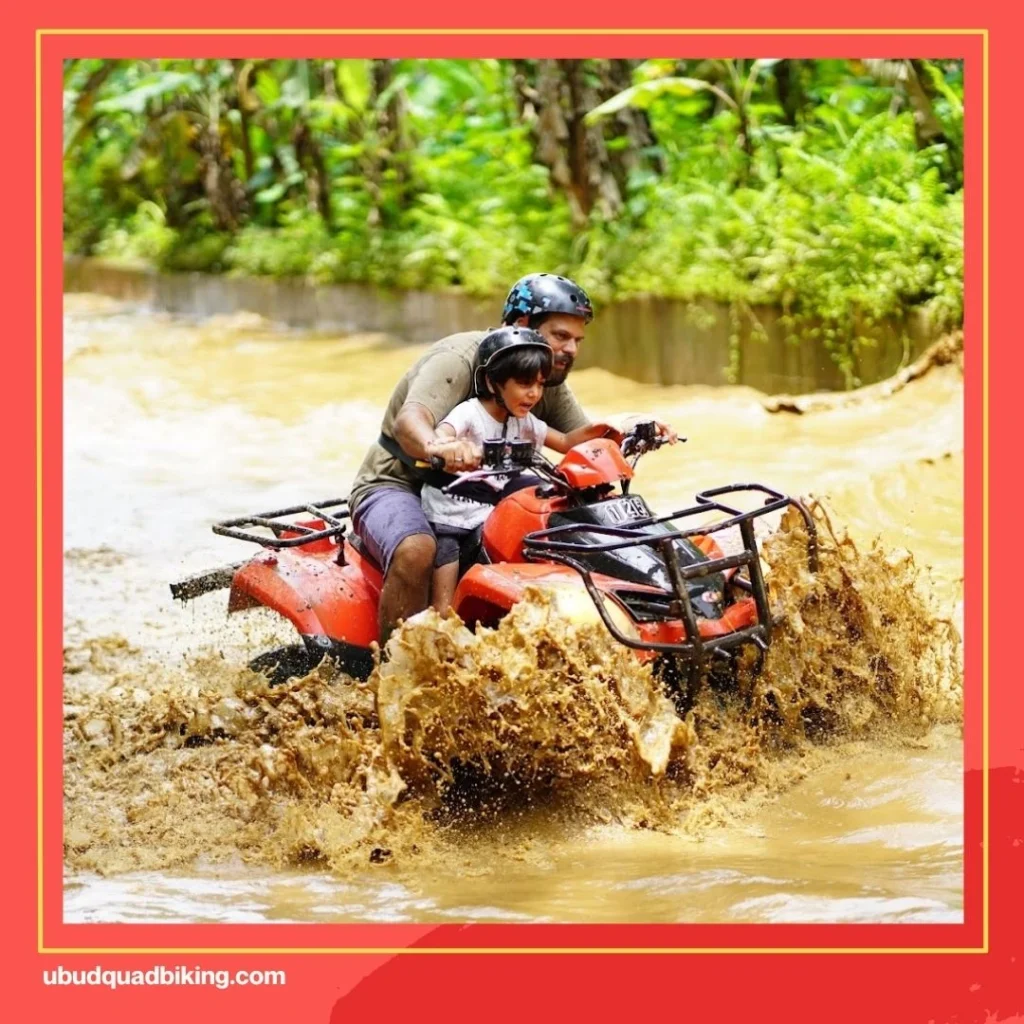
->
[64,257,945,394]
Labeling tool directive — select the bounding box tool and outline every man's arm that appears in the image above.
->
[393,402,481,471]
[392,349,480,470]
[392,403,440,462]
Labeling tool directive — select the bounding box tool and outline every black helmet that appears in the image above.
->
[472,326,551,397]
[501,273,594,326]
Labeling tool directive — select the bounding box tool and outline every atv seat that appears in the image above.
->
[349,526,486,578]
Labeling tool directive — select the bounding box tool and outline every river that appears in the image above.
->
[62,293,963,925]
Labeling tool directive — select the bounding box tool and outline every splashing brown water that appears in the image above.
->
[64,503,960,880]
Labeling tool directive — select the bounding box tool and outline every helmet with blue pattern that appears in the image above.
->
[501,273,594,326]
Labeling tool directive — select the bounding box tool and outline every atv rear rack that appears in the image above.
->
[211,498,349,548]
[521,484,817,679]
[170,499,349,603]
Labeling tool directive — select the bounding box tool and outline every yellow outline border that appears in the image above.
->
[35,24,45,957]
[40,27,987,33]
[37,32,983,958]
[980,26,990,955]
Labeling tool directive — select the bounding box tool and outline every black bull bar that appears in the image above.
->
[520,484,818,682]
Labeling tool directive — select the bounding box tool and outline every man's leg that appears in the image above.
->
[351,488,437,648]
[378,533,436,646]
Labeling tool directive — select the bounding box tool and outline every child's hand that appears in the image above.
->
[425,438,483,472]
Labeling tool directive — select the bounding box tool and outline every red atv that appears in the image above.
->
[171,422,817,708]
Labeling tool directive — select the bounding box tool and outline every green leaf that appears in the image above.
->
[377,72,413,112]
[585,77,736,124]
[923,61,963,115]
[337,60,372,113]
[254,182,286,204]
[634,59,677,82]
[93,72,201,114]
[254,70,281,106]
[281,76,308,109]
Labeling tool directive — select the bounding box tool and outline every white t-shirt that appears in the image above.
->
[421,398,549,529]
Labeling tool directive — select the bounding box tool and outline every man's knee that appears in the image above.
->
[388,533,437,584]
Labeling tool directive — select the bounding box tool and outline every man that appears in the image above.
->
[348,272,674,646]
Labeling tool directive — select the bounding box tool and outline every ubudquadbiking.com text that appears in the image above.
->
[43,965,286,990]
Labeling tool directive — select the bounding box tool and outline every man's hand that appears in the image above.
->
[425,438,483,472]
[603,414,678,445]
[653,420,679,444]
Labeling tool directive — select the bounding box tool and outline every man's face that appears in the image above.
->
[515,313,587,386]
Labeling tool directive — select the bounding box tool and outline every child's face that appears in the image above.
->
[496,372,546,418]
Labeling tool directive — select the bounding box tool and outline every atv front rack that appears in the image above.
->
[521,484,817,679]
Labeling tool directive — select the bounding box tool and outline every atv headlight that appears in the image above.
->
[542,583,641,640]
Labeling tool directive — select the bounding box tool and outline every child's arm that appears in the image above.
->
[424,406,481,470]
[543,421,623,455]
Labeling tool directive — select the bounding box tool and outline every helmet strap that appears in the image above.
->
[481,373,509,414]
[489,376,509,413]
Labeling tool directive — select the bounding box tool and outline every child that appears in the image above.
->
[422,326,617,614]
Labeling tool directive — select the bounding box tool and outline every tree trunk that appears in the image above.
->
[360,59,412,227]
[906,60,949,149]
[597,60,665,189]
[293,120,332,224]
[774,59,803,126]
[513,59,661,231]
[233,60,258,183]
[864,59,948,151]
[64,60,122,157]
[198,114,245,231]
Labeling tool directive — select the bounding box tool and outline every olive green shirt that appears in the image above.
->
[349,330,589,512]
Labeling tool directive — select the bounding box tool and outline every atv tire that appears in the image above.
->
[248,644,323,686]
[654,654,703,716]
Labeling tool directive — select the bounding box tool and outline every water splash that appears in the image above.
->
[63,503,961,878]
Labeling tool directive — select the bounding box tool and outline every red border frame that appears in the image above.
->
[5,3,1020,1020]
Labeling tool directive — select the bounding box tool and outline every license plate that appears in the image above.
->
[603,496,650,524]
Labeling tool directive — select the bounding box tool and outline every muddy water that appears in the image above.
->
[62,294,963,925]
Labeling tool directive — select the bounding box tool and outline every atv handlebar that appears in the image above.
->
[620,420,685,460]
[439,420,682,495]
[420,442,521,474]
[415,454,457,472]
[621,419,660,457]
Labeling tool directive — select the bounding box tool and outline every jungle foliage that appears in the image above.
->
[63,58,964,381]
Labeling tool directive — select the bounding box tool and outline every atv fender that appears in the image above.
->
[228,546,380,647]
[452,562,641,638]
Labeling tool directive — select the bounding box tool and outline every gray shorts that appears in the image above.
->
[351,488,435,575]
[431,523,474,568]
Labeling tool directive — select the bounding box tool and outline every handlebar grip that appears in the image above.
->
[414,456,447,471]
